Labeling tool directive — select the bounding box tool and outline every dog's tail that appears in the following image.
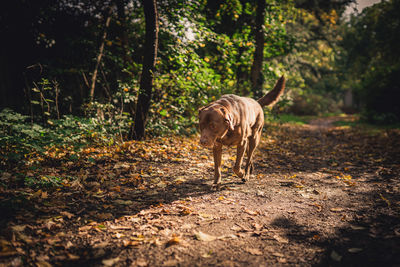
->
[257,76,286,107]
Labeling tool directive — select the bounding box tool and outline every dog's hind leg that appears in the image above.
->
[243,132,260,182]
[233,140,247,179]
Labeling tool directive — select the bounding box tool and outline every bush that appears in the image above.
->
[286,92,341,116]
[0,108,124,167]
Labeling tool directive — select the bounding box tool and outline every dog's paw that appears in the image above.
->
[211,183,221,191]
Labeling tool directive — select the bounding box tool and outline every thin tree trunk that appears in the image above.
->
[131,0,158,140]
[116,0,133,66]
[236,46,249,95]
[250,0,266,98]
[89,10,112,102]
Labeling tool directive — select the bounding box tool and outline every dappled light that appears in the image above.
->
[1,117,399,265]
[1,0,400,265]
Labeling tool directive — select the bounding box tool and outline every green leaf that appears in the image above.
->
[159,109,168,117]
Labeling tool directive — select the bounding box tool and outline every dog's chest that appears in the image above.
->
[218,128,242,146]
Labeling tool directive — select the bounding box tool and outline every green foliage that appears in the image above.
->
[24,175,74,189]
[284,92,341,116]
[0,108,125,167]
[0,108,48,164]
[143,0,295,135]
[340,0,400,123]
[1,0,371,141]
[269,113,311,125]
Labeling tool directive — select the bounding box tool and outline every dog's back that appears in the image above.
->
[217,94,263,131]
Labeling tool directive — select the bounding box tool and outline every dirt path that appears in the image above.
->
[1,117,400,266]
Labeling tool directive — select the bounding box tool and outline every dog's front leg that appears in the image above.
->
[213,142,223,186]
[233,140,247,179]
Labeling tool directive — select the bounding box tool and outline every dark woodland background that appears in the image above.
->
[0,0,399,162]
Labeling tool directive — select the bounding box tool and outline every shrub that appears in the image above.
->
[286,92,341,116]
[0,108,124,167]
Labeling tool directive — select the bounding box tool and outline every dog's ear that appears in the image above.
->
[198,106,206,115]
[198,103,211,115]
[220,107,234,131]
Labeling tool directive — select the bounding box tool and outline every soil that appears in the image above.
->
[1,116,400,266]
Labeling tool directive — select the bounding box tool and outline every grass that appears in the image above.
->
[270,113,400,132]
[270,114,312,125]
[334,115,400,129]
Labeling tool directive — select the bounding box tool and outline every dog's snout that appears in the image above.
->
[200,136,212,147]
[200,137,208,146]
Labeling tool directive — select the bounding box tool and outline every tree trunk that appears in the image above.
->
[236,46,250,95]
[116,0,133,67]
[131,0,158,140]
[89,10,112,102]
[250,0,266,98]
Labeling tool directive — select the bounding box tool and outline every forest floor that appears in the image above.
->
[1,115,400,266]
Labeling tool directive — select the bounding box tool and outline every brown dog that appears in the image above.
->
[198,76,285,187]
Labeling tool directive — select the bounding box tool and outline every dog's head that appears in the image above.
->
[198,104,234,148]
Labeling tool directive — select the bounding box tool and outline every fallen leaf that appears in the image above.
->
[273,234,289,244]
[379,193,391,206]
[102,257,120,266]
[330,250,342,262]
[15,232,33,244]
[11,225,26,232]
[174,177,186,184]
[201,251,213,258]
[109,225,132,230]
[179,207,192,216]
[312,234,320,240]
[97,213,113,220]
[47,237,61,245]
[113,162,131,170]
[166,236,180,247]
[35,261,52,267]
[157,181,167,188]
[163,259,180,267]
[41,190,48,198]
[195,231,217,242]
[198,213,214,220]
[114,199,133,205]
[31,189,42,199]
[60,211,74,219]
[113,232,125,239]
[219,234,238,240]
[122,240,140,247]
[350,225,367,230]
[0,249,17,257]
[131,235,145,241]
[244,209,258,216]
[79,225,92,232]
[133,258,148,267]
[310,203,322,212]
[67,253,80,260]
[251,223,263,231]
[348,248,363,253]
[65,241,74,249]
[272,252,284,257]
[244,247,263,256]
[330,207,345,212]
[394,228,400,236]
[256,190,265,197]
[230,225,243,232]
[279,181,295,187]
